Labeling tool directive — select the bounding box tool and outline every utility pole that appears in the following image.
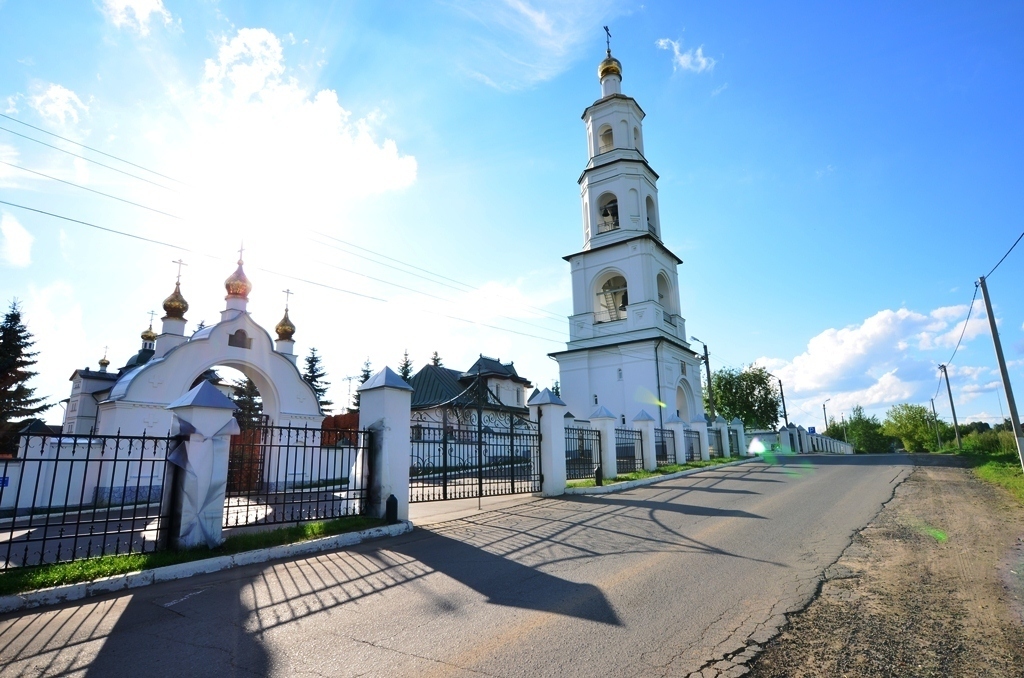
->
[930,398,943,450]
[840,413,848,443]
[691,336,715,419]
[822,398,830,432]
[939,364,962,450]
[979,275,1024,472]
[778,379,789,426]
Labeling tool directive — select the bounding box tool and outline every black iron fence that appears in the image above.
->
[683,430,701,462]
[655,428,675,466]
[565,426,601,480]
[410,424,540,502]
[0,430,178,569]
[709,428,724,459]
[728,428,740,456]
[614,428,643,474]
[223,425,370,528]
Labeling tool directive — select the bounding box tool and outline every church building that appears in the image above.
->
[551,45,707,429]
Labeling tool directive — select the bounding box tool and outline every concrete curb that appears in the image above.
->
[0,520,414,615]
[564,456,760,495]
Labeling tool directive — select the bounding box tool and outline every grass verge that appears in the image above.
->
[0,515,385,597]
[960,448,1024,504]
[566,456,747,489]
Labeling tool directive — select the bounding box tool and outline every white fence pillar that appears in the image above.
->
[664,414,687,463]
[590,406,619,481]
[633,410,658,471]
[166,382,240,549]
[691,420,710,461]
[529,388,567,496]
[731,418,748,457]
[358,367,412,523]
[714,416,731,458]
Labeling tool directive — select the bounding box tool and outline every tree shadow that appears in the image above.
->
[568,494,767,521]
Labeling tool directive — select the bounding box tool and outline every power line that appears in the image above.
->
[0,160,181,220]
[0,125,174,191]
[0,200,564,344]
[986,230,1024,279]
[0,112,184,186]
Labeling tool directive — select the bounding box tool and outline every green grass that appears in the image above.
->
[0,514,385,597]
[565,456,747,488]
[961,448,1024,504]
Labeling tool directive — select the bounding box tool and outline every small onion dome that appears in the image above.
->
[225,259,252,299]
[98,355,110,370]
[141,324,157,342]
[598,50,622,80]
[275,308,295,341]
[162,282,189,319]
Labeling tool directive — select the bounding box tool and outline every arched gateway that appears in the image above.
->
[85,258,323,436]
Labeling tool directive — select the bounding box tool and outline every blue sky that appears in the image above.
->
[1,1,1023,430]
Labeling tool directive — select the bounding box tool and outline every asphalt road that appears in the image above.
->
[0,455,914,677]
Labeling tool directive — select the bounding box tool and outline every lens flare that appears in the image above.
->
[633,386,666,409]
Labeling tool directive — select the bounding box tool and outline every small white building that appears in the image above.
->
[408,356,533,429]
[551,47,706,430]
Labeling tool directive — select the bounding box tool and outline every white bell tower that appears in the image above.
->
[551,42,706,429]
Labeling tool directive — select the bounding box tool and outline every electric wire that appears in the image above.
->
[986,230,1024,279]
[0,112,184,185]
[0,125,174,191]
[0,200,564,343]
[0,160,181,220]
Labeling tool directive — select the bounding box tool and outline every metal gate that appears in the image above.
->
[683,429,701,461]
[655,428,675,466]
[728,428,740,456]
[615,428,643,474]
[223,423,371,527]
[566,426,601,480]
[409,374,540,502]
[709,428,724,458]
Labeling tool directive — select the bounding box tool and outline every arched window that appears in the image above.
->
[596,274,628,323]
[657,272,678,317]
[634,126,643,154]
[597,193,619,233]
[646,195,658,235]
[598,125,614,153]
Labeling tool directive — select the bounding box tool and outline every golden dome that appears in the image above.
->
[225,259,252,299]
[275,308,295,341]
[98,356,110,369]
[141,324,157,343]
[162,282,189,319]
[598,50,622,80]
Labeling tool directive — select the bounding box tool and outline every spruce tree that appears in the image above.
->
[552,380,561,397]
[352,358,372,411]
[302,347,333,414]
[398,349,413,381]
[0,301,51,453]
[231,377,263,428]
[430,351,442,367]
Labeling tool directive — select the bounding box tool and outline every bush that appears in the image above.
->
[961,430,1014,454]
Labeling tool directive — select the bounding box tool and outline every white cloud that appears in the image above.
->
[100,0,172,36]
[711,83,728,97]
[450,0,623,90]
[29,84,88,126]
[0,213,34,267]
[655,38,716,74]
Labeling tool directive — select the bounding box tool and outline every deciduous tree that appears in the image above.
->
[882,403,937,452]
[704,366,780,430]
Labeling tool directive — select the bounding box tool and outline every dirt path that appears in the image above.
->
[746,457,1024,678]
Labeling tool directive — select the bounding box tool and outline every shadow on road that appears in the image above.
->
[389,532,621,626]
[572,494,767,521]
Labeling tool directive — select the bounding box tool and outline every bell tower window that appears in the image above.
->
[596,274,628,323]
[598,125,614,154]
[646,196,658,235]
[597,193,619,233]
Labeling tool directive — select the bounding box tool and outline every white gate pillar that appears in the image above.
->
[590,406,619,481]
[358,367,412,523]
[713,416,731,458]
[528,388,567,496]
[166,382,240,549]
[690,419,710,461]
[633,410,658,471]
